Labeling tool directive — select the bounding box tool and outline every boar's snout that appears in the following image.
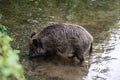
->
[28,50,38,60]
[28,48,45,60]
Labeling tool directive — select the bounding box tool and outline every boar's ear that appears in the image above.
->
[31,32,36,38]
[32,39,38,47]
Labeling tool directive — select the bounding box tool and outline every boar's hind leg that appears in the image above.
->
[73,50,84,65]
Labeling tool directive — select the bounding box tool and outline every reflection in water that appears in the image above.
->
[84,22,120,80]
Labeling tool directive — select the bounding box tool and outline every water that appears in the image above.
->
[0,1,119,80]
[84,22,120,80]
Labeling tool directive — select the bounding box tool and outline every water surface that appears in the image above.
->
[84,22,120,80]
[0,1,119,80]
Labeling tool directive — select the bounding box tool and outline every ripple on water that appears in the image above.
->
[84,23,120,80]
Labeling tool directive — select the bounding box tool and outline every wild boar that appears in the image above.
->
[28,23,93,65]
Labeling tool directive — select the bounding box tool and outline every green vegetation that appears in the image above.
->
[0,24,25,80]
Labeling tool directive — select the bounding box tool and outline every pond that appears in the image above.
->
[0,1,119,80]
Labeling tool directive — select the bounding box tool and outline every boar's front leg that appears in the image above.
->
[44,50,57,60]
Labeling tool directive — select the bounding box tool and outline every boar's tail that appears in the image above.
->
[89,43,93,56]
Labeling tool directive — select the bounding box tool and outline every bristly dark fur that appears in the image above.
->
[29,23,93,65]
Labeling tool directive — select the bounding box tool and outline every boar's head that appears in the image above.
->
[28,32,44,59]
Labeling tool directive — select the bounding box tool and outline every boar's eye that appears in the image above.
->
[32,39,38,47]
